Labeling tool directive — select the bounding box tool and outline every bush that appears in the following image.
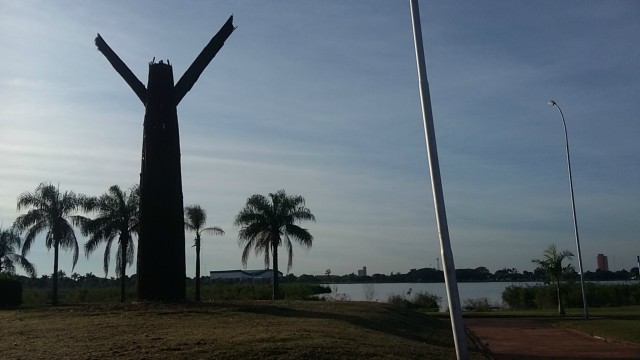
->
[387,291,440,311]
[412,291,440,311]
[463,297,492,312]
[387,293,412,308]
[0,277,23,307]
[502,283,640,310]
[198,282,330,301]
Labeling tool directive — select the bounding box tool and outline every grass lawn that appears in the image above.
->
[0,301,487,359]
[561,306,640,345]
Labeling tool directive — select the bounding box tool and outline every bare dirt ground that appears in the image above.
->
[465,318,640,360]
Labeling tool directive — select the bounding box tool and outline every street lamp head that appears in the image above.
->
[548,100,557,107]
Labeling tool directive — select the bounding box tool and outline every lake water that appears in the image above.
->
[323,282,537,310]
[323,281,639,311]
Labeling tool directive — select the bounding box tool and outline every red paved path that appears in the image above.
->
[465,318,640,359]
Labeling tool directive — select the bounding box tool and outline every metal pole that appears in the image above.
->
[548,100,589,320]
[410,1,468,358]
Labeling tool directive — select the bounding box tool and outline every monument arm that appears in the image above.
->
[174,15,235,106]
[95,34,147,105]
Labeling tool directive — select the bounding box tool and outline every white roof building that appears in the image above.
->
[209,269,283,280]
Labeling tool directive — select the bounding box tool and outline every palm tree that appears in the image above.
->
[184,204,224,302]
[532,244,575,315]
[13,183,85,305]
[234,189,315,300]
[81,185,140,303]
[0,227,37,277]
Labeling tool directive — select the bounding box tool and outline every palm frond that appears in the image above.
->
[70,215,90,229]
[14,253,37,277]
[102,236,115,276]
[202,227,224,236]
[1,228,37,277]
[0,228,21,249]
[263,244,271,268]
[3,260,16,274]
[240,236,258,267]
[284,234,294,272]
[184,222,197,232]
[20,220,47,256]
[16,184,49,212]
[78,194,98,212]
[290,207,316,223]
[126,237,135,264]
[13,209,46,233]
[238,222,268,244]
[284,224,313,247]
[184,204,207,231]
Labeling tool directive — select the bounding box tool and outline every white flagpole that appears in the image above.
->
[409,1,468,358]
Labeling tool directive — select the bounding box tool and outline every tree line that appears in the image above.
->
[1,183,316,304]
[10,263,637,290]
[286,265,639,284]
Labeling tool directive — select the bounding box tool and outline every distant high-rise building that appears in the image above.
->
[357,266,367,277]
[597,254,609,271]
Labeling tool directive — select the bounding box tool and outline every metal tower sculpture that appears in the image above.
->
[95,16,235,302]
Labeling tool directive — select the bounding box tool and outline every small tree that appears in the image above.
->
[235,190,315,300]
[13,183,86,305]
[184,204,224,302]
[81,184,140,303]
[532,244,574,315]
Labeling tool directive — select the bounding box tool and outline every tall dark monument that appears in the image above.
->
[96,16,235,302]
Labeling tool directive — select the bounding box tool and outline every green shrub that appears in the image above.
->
[412,291,440,311]
[387,291,440,311]
[502,285,535,309]
[197,282,330,301]
[19,282,330,305]
[463,297,492,312]
[503,283,640,310]
[0,277,23,307]
[387,293,411,307]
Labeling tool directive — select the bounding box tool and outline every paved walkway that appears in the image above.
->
[465,318,640,359]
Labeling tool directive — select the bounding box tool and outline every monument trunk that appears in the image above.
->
[137,61,186,302]
[95,16,235,302]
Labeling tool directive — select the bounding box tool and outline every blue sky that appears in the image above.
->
[1,1,638,279]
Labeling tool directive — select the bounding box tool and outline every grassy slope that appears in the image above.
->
[1,301,486,360]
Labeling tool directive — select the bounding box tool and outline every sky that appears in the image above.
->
[1,1,638,279]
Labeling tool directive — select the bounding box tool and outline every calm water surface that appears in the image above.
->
[323,281,638,310]
[323,282,538,310]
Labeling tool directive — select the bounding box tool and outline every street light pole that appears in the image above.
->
[548,100,589,320]
[410,1,468,359]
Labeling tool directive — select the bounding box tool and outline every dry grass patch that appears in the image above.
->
[1,301,486,359]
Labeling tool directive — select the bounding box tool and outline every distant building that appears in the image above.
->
[357,266,367,277]
[210,269,283,281]
[596,254,609,271]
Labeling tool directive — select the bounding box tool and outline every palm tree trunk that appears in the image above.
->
[272,243,279,300]
[556,279,565,315]
[120,237,127,303]
[53,240,59,305]
[195,236,201,302]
